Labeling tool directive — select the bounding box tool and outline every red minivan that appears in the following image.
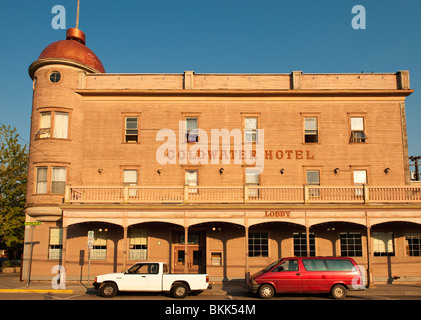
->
[248,257,365,299]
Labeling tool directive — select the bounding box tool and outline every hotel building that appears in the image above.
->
[23,28,421,284]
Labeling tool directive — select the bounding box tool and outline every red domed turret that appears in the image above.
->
[29,28,105,78]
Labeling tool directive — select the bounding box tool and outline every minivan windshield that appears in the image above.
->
[262,259,283,272]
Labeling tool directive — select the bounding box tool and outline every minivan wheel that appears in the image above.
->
[258,284,275,299]
[331,284,347,299]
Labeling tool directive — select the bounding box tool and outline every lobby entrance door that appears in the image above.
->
[173,232,205,274]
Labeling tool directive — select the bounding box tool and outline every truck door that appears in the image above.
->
[272,259,302,293]
[120,263,161,291]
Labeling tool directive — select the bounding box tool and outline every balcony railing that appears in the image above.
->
[64,185,421,205]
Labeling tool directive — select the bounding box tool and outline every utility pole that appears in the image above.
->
[409,156,421,181]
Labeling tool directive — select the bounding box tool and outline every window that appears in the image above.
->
[405,233,421,256]
[350,117,366,143]
[36,167,48,194]
[51,167,66,194]
[353,170,367,185]
[186,117,198,143]
[340,232,362,257]
[185,170,198,193]
[307,170,320,197]
[245,169,259,197]
[306,170,320,185]
[126,263,159,274]
[245,117,258,143]
[36,111,69,139]
[373,232,395,256]
[124,169,138,197]
[54,112,69,139]
[91,229,107,260]
[248,232,268,257]
[211,252,222,266]
[302,259,328,271]
[38,112,51,138]
[49,71,61,83]
[304,117,318,143]
[48,228,63,260]
[125,117,139,143]
[293,232,315,257]
[272,259,299,272]
[129,228,147,260]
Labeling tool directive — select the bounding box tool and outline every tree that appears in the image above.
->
[0,125,28,259]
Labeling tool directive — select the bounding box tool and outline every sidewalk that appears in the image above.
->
[1,272,421,297]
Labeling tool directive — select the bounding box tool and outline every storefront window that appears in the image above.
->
[248,232,268,257]
[129,228,147,260]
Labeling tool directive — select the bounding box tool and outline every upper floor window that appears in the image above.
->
[244,117,258,143]
[49,71,62,83]
[51,167,66,194]
[185,170,198,193]
[304,117,318,143]
[36,111,69,140]
[186,117,198,143]
[36,166,67,194]
[125,117,139,143]
[350,117,366,143]
[245,169,260,197]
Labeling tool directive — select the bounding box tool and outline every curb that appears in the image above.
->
[0,289,74,294]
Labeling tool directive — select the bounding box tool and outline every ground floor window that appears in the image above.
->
[293,232,315,257]
[249,232,268,257]
[48,228,63,260]
[372,232,395,256]
[340,232,362,257]
[405,233,421,256]
[129,228,147,260]
[91,229,107,260]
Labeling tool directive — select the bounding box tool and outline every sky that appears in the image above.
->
[0,0,420,158]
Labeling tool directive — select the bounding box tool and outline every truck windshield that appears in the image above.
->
[262,259,283,272]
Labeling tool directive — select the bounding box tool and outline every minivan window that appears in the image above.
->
[302,259,328,271]
[272,259,298,272]
[303,259,354,271]
[263,259,283,272]
[324,259,354,271]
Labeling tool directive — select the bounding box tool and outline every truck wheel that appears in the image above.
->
[258,284,275,299]
[100,282,118,298]
[331,284,347,299]
[171,282,189,299]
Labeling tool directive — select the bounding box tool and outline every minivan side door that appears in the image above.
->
[300,258,332,293]
[271,259,302,293]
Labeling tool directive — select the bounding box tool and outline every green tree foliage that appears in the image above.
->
[0,125,28,258]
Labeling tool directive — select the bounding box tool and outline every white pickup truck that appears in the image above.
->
[93,262,211,298]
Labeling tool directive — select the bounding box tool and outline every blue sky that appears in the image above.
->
[0,0,420,158]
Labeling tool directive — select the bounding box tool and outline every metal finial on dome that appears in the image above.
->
[76,0,80,29]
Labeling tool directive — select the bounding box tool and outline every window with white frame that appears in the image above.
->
[353,169,367,196]
[125,117,139,143]
[372,232,395,256]
[244,117,258,143]
[405,233,421,256]
[51,167,66,194]
[245,169,259,197]
[38,112,51,138]
[304,117,318,143]
[123,169,138,197]
[307,170,320,197]
[54,112,69,139]
[186,117,198,143]
[48,228,63,260]
[185,170,198,193]
[350,117,366,143]
[36,167,48,194]
[36,111,69,139]
[129,228,147,260]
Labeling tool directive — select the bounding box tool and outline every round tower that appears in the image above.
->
[26,28,105,222]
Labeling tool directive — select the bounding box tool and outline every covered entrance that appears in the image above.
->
[172,232,205,274]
